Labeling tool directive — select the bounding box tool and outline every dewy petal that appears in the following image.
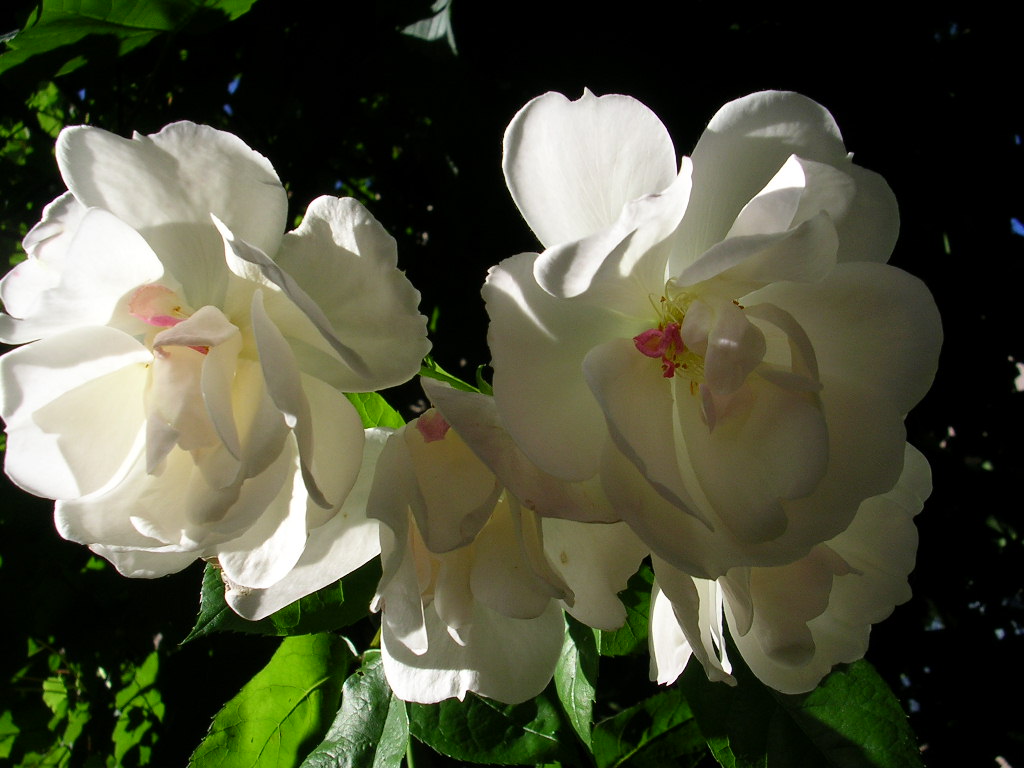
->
[1,326,149,499]
[57,121,287,262]
[380,598,565,705]
[673,91,849,267]
[503,89,679,249]
[0,208,164,344]
[273,196,430,391]
[224,428,386,621]
[484,252,635,481]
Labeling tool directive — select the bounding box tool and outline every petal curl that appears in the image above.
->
[0,209,164,344]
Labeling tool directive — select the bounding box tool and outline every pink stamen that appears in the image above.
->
[634,322,685,377]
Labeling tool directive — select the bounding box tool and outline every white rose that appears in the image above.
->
[0,122,430,596]
[485,90,941,579]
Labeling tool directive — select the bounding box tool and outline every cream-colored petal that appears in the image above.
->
[504,89,678,249]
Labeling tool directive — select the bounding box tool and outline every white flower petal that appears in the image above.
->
[403,410,502,553]
[673,91,848,268]
[273,196,431,391]
[0,208,164,344]
[503,90,678,249]
[677,371,828,544]
[57,121,287,264]
[534,163,691,299]
[730,444,927,693]
[744,261,942,414]
[469,495,561,620]
[250,289,330,509]
[484,252,634,481]
[381,598,565,705]
[582,338,707,525]
[650,562,734,686]
[1,327,149,498]
[216,447,310,590]
[421,377,620,523]
[542,517,647,630]
[224,428,387,620]
[0,192,85,320]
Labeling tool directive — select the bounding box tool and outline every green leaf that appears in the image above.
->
[0,0,260,77]
[0,710,18,759]
[591,687,707,768]
[185,558,382,642]
[408,687,571,765]
[189,633,352,768]
[419,356,481,393]
[111,652,164,764]
[301,651,408,768]
[555,616,598,749]
[345,391,406,429]
[682,656,923,768]
[598,563,653,657]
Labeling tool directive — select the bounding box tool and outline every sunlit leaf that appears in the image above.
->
[111,652,164,765]
[345,391,406,429]
[301,651,408,768]
[189,633,351,768]
[0,0,260,77]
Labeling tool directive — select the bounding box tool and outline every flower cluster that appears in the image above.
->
[0,90,940,705]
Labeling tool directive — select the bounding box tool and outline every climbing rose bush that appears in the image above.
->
[0,121,430,598]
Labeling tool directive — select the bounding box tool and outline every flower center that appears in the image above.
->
[632,281,705,380]
[129,284,208,355]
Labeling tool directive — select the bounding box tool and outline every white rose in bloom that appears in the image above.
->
[649,444,930,693]
[0,122,430,593]
[485,90,941,579]
[369,379,646,704]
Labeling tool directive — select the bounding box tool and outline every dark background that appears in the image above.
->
[0,1,1021,765]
